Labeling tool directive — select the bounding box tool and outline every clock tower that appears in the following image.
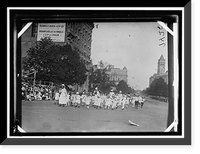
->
[157,54,165,75]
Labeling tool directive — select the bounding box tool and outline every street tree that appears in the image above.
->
[147,77,168,97]
[116,80,134,94]
[23,37,87,86]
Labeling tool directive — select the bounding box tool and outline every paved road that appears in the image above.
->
[22,97,168,132]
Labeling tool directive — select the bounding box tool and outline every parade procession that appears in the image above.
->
[22,83,146,111]
[54,86,146,110]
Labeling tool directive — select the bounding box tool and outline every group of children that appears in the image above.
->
[54,86,146,110]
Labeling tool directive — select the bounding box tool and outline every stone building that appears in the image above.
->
[149,55,168,86]
[91,64,128,90]
[106,65,128,85]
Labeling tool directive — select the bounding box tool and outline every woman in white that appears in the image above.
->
[59,84,67,107]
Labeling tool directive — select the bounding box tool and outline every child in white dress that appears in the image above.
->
[54,90,59,105]
[76,92,81,108]
[105,96,112,110]
[81,92,86,106]
[121,95,126,110]
[85,94,91,109]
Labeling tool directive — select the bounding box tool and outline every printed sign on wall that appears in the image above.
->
[37,23,66,42]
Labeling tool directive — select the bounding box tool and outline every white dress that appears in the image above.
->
[55,92,59,101]
[105,97,112,107]
[76,94,81,105]
[86,96,91,105]
[81,94,86,104]
[118,94,123,106]
[59,88,67,105]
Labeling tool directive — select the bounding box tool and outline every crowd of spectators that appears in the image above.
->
[21,82,55,101]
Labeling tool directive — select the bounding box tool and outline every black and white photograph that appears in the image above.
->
[20,21,169,133]
[4,4,191,145]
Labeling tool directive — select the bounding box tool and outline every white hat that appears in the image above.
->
[76,92,79,94]
[119,91,122,93]
[95,87,98,90]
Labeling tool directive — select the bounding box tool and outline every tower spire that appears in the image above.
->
[157,55,165,75]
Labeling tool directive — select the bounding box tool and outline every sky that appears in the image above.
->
[91,22,168,90]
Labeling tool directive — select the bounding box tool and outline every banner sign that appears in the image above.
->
[37,23,66,42]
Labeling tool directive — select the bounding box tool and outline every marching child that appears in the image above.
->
[121,95,126,110]
[131,96,137,108]
[76,92,81,108]
[97,95,102,109]
[111,96,117,110]
[117,91,123,107]
[54,89,60,105]
[65,91,70,106]
[105,95,112,110]
[71,92,76,106]
[125,95,130,108]
[85,93,92,109]
[135,96,139,109]
[81,92,86,106]
[101,94,106,108]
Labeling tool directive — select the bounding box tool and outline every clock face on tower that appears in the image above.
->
[158,63,165,75]
[157,54,166,75]
[160,64,165,73]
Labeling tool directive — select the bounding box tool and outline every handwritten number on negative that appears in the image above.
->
[158,25,166,47]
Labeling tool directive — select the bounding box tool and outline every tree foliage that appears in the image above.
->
[144,77,168,97]
[23,37,87,85]
[116,80,134,94]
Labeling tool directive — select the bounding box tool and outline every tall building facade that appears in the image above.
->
[21,22,94,92]
[149,55,168,86]
[106,65,128,85]
[91,64,128,89]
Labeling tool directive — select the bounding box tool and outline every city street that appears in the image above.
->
[22,97,168,132]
